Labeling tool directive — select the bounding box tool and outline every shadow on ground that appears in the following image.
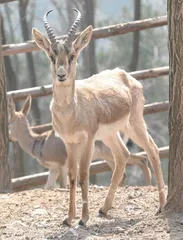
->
[165,213,183,240]
[47,216,142,240]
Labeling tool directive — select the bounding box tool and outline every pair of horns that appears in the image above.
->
[43,8,81,47]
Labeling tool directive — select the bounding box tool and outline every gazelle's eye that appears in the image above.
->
[50,56,55,64]
[69,54,75,63]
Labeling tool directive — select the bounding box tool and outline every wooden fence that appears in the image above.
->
[12,146,169,191]
[3,13,169,190]
[2,16,167,56]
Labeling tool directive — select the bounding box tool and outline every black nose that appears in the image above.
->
[57,74,66,82]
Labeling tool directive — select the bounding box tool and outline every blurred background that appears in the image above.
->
[1,0,168,186]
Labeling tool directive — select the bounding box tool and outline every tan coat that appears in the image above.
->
[32,24,165,227]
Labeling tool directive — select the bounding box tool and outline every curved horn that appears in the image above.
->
[43,10,57,44]
[64,8,81,46]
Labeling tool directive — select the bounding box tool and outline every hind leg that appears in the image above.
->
[99,132,130,215]
[93,140,127,185]
[125,120,166,211]
[128,154,152,185]
[45,169,59,190]
[58,164,68,188]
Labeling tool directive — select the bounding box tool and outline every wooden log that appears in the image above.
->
[12,172,48,191]
[89,160,111,175]
[12,146,169,191]
[144,101,169,115]
[130,66,169,80]
[0,0,16,3]
[136,146,169,159]
[2,16,167,56]
[11,161,111,191]
[7,66,169,101]
[92,16,167,39]
[7,84,52,101]
[32,123,52,134]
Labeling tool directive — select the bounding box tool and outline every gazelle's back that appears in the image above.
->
[75,68,143,130]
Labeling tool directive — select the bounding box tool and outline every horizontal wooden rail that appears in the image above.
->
[12,172,48,191]
[7,66,169,102]
[129,66,169,80]
[11,161,110,191]
[136,146,169,159]
[12,146,169,191]
[0,0,16,3]
[32,123,52,134]
[2,16,167,56]
[7,84,53,101]
[143,101,169,115]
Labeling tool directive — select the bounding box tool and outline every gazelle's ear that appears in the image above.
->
[7,95,16,120]
[73,25,93,56]
[21,95,32,116]
[32,28,51,54]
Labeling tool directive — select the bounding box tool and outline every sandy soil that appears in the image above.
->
[0,186,182,240]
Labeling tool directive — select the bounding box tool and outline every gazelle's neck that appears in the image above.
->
[16,121,41,158]
[52,76,76,107]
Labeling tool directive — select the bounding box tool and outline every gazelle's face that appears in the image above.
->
[32,9,93,86]
[7,95,32,142]
[8,113,18,142]
[8,113,27,142]
[48,40,77,85]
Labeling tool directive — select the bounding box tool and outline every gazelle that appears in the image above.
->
[8,95,151,189]
[8,95,67,189]
[32,9,166,226]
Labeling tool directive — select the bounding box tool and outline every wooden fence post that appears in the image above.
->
[0,14,12,192]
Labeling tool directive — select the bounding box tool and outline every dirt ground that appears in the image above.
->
[0,185,182,240]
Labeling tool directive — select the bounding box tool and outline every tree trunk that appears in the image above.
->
[4,3,20,73]
[1,13,24,178]
[165,0,183,213]
[1,14,18,91]
[129,0,141,72]
[81,0,97,78]
[126,0,141,149]
[0,15,12,192]
[66,0,73,28]
[19,0,41,124]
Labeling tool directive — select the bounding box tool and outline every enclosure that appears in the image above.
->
[2,0,169,189]
[0,0,182,239]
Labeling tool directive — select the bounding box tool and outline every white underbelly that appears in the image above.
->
[95,115,129,140]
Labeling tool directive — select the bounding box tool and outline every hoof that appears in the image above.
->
[78,219,86,227]
[78,215,89,227]
[98,208,107,217]
[63,218,71,227]
[155,207,162,216]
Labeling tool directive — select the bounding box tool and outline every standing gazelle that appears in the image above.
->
[32,9,165,226]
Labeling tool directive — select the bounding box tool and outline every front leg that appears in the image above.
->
[63,143,79,226]
[78,136,94,226]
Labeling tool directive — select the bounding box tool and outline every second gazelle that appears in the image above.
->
[32,9,166,226]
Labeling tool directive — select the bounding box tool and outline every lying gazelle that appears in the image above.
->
[8,95,151,190]
[32,9,165,226]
